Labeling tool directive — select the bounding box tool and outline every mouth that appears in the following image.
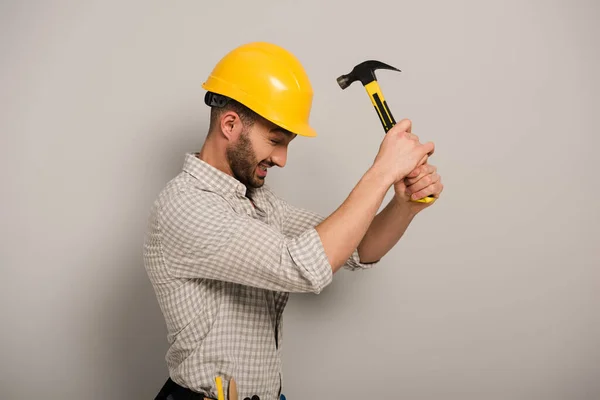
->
[256,163,270,178]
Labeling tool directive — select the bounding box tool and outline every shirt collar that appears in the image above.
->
[182,153,248,197]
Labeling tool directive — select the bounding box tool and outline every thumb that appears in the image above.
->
[420,141,435,158]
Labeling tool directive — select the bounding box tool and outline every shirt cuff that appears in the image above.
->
[343,248,379,271]
[287,228,333,293]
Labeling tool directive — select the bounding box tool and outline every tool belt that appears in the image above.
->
[154,376,275,400]
[154,378,214,400]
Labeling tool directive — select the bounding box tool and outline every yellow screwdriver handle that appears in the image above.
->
[364,81,435,204]
[215,376,225,400]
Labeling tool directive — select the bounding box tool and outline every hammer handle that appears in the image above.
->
[364,81,435,204]
[365,81,396,133]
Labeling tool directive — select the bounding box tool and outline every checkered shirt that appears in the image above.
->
[143,153,376,400]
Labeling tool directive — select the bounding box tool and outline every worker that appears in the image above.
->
[145,41,443,400]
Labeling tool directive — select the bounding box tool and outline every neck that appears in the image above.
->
[197,133,233,177]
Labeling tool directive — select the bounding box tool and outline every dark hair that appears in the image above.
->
[206,92,259,132]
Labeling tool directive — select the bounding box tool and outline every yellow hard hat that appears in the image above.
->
[202,42,317,137]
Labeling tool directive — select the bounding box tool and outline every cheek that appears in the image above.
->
[254,144,273,162]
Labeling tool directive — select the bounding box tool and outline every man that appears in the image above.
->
[144,42,443,400]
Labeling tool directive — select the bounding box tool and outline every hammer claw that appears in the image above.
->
[336,60,401,89]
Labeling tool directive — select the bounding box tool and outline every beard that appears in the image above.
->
[226,130,265,189]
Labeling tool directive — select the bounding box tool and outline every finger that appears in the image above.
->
[411,179,443,200]
[406,173,440,195]
[410,163,436,177]
[406,153,429,179]
[425,141,435,157]
[410,182,443,200]
[418,141,435,159]
[406,166,421,179]
[405,165,437,185]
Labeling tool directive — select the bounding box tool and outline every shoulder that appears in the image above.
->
[155,174,233,221]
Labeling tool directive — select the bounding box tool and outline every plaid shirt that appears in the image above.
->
[143,153,376,400]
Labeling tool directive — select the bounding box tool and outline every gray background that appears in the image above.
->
[2,1,599,399]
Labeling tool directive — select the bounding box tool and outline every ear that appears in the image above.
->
[220,111,244,141]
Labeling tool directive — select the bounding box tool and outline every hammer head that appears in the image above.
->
[337,60,401,89]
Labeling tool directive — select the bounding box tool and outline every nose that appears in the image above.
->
[270,145,288,168]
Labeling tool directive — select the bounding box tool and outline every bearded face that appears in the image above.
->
[226,130,270,189]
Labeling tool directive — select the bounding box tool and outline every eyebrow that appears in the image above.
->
[269,128,296,139]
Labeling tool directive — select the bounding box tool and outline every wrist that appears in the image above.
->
[366,164,394,188]
[392,193,421,217]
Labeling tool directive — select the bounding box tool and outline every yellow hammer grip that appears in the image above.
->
[364,81,435,204]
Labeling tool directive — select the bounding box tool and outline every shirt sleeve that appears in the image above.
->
[157,187,333,294]
[279,197,379,271]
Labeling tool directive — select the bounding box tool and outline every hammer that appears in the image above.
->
[337,60,434,203]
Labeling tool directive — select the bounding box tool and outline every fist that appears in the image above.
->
[394,162,443,205]
[373,119,435,185]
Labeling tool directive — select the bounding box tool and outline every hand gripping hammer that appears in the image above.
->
[337,60,434,203]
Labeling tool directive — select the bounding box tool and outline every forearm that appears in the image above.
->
[315,167,391,273]
[356,196,418,263]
